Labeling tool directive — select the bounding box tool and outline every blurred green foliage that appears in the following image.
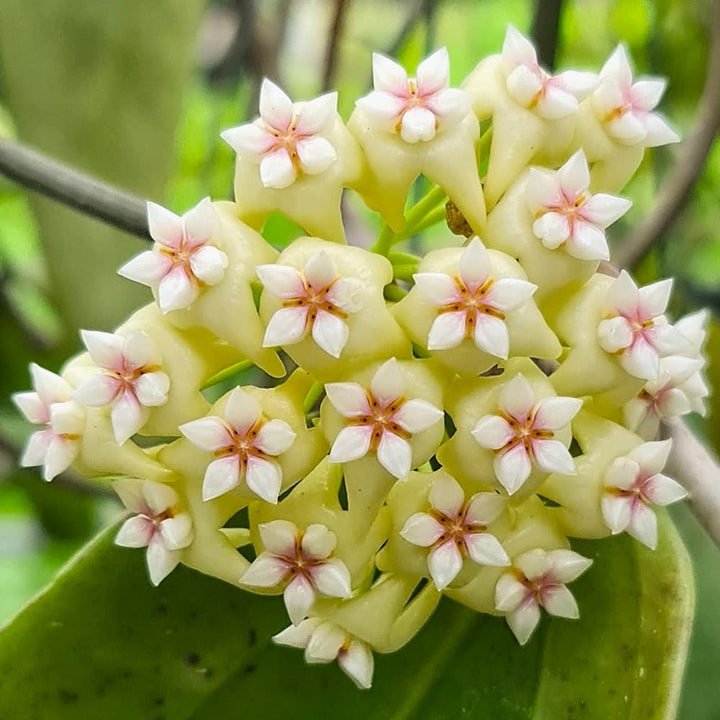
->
[0,0,719,716]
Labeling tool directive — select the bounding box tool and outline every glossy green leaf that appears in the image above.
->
[0,512,692,719]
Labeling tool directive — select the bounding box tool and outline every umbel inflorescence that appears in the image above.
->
[13,28,708,689]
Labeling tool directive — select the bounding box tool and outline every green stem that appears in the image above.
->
[302,381,325,414]
[384,283,409,302]
[200,359,254,390]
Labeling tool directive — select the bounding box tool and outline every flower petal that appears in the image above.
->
[601,493,633,534]
[142,479,178,515]
[245,456,283,503]
[115,515,153,548]
[263,306,309,348]
[639,278,672,318]
[284,575,316,625]
[295,91,338,134]
[189,245,228,286]
[533,212,571,249]
[580,193,632,227]
[642,473,687,506]
[598,316,634,354]
[370,358,403,404]
[507,600,542,646]
[393,399,443,434]
[254,418,296,456]
[400,513,445,547]
[147,202,183,249]
[310,558,352,599]
[312,310,349,358]
[202,455,241,501]
[473,314,510,359]
[465,532,510,567]
[338,640,374,690]
[326,278,363,314]
[132,371,170,409]
[301,523,336,560]
[400,106,437,143]
[495,573,527,612]
[157,264,198,313]
[532,439,576,475]
[495,444,532,495]
[329,426,374,464]
[541,584,579,618]
[118,250,172,287]
[260,148,297,189]
[259,78,294,133]
[427,540,463,590]
[110,389,145,444]
[256,264,306,299]
[73,373,121,407]
[413,272,461,306]
[427,311,467,350]
[241,553,289,588]
[458,237,491,292]
[325,382,371,417]
[159,513,193,550]
[416,47,449,95]
[499,374,535,421]
[296,136,337,176]
[220,121,276,160]
[628,439,672,476]
[273,618,322,649]
[567,221,610,261]
[377,430,412,479]
[484,279,537,313]
[428,474,465,518]
[371,52,408,94]
[183,196,218,248]
[355,91,407,122]
[621,336,660,379]
[48,401,85,436]
[80,329,123,371]
[305,621,345,663]
[464,492,507,526]
[180,416,233,452]
[533,396,582,431]
[471,414,515,450]
[627,501,658,549]
[146,538,179,586]
[546,549,592,583]
[260,519,298,556]
[43,436,78,481]
[526,168,562,212]
[224,386,262,432]
[20,429,51,468]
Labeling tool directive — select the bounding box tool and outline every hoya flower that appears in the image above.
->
[221,79,337,189]
[623,356,705,439]
[502,26,597,119]
[526,150,631,261]
[74,330,170,445]
[114,479,194,586]
[325,358,444,479]
[118,198,228,314]
[602,440,687,549]
[274,617,374,689]
[400,475,509,590]
[413,237,537,358]
[471,374,582,495]
[674,310,710,416]
[592,45,679,147]
[12,364,85,481]
[257,251,363,358]
[355,47,471,143]
[179,387,296,503]
[241,520,352,625]
[495,548,592,645]
[597,271,688,380]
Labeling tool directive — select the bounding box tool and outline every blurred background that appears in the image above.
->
[0,0,718,716]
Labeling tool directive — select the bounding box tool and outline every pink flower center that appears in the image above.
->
[214,420,267,465]
[349,392,411,450]
[431,506,482,551]
[436,276,504,335]
[499,409,552,455]
[107,360,160,400]
[284,278,347,328]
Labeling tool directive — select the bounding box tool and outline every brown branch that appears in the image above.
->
[614,0,720,270]
[322,0,351,92]
[0,138,149,240]
[530,0,565,70]
[663,418,720,550]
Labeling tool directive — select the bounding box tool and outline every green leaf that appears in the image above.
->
[0,511,692,718]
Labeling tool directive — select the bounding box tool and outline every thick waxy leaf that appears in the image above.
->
[0,513,692,719]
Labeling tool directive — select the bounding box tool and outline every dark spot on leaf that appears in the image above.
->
[242,664,257,675]
[58,689,78,704]
[186,653,200,667]
[248,628,257,647]
[155,697,165,706]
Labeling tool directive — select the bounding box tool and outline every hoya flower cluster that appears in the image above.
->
[13,29,705,690]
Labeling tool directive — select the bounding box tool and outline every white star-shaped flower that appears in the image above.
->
[526,150,632,261]
[592,45,680,147]
[502,26,597,119]
[597,270,689,380]
[674,310,710,416]
[114,479,194,586]
[400,475,509,590]
[257,251,363,358]
[623,356,705,439]
[273,617,374,689]
[241,520,352,625]
[355,47,471,143]
[179,387,296,504]
[471,374,582,495]
[495,547,592,645]
[602,440,687,549]
[73,330,170,445]
[12,363,85,481]
[118,198,228,314]
[221,79,338,189]
[325,358,444,479]
[413,237,537,358]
